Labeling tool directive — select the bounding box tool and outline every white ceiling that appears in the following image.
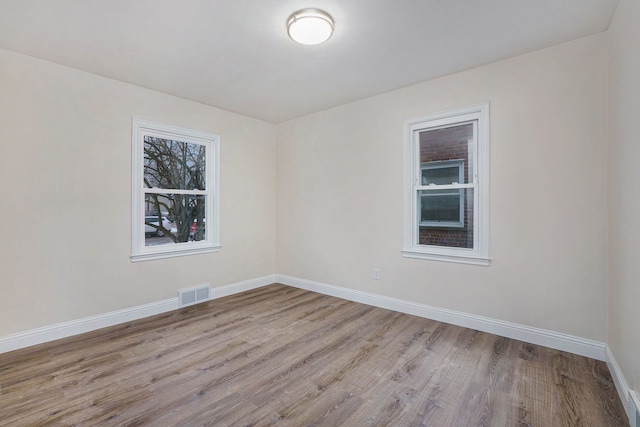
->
[0,0,619,123]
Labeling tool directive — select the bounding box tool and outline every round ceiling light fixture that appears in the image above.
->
[287,8,334,45]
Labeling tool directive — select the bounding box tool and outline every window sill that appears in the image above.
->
[402,249,490,266]
[131,245,221,262]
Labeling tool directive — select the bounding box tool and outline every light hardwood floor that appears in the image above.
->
[0,284,628,426]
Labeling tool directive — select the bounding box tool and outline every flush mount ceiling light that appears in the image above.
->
[287,8,334,45]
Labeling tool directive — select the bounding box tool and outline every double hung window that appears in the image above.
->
[131,118,220,261]
[402,103,489,265]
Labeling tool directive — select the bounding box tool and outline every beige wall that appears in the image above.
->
[0,24,626,370]
[608,0,640,394]
[277,34,610,341]
[0,49,277,336]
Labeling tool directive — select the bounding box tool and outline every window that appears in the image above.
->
[402,103,489,265]
[131,118,220,262]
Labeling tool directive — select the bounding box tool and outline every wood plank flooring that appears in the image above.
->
[0,284,628,426]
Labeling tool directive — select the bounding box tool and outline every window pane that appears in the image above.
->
[144,136,206,190]
[418,188,474,248]
[419,123,474,184]
[422,166,459,185]
[145,194,207,246]
[420,190,461,223]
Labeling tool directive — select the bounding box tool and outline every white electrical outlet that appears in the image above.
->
[373,268,380,280]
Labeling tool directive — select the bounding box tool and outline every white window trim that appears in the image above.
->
[131,118,220,262]
[402,102,490,266]
[420,159,465,228]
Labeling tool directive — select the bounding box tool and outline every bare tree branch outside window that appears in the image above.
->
[143,136,206,243]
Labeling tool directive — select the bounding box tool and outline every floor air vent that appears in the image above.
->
[179,285,211,308]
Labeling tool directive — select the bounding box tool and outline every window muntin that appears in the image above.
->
[132,119,220,262]
[403,103,489,265]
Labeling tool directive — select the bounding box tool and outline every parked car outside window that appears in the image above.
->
[189,218,206,240]
[145,216,172,237]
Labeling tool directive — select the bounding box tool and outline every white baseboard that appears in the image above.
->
[630,390,640,427]
[606,346,640,426]
[1,273,608,362]
[210,274,277,299]
[0,274,606,360]
[276,274,607,361]
[3,272,631,422]
[606,346,630,415]
[0,275,276,355]
[0,298,178,354]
